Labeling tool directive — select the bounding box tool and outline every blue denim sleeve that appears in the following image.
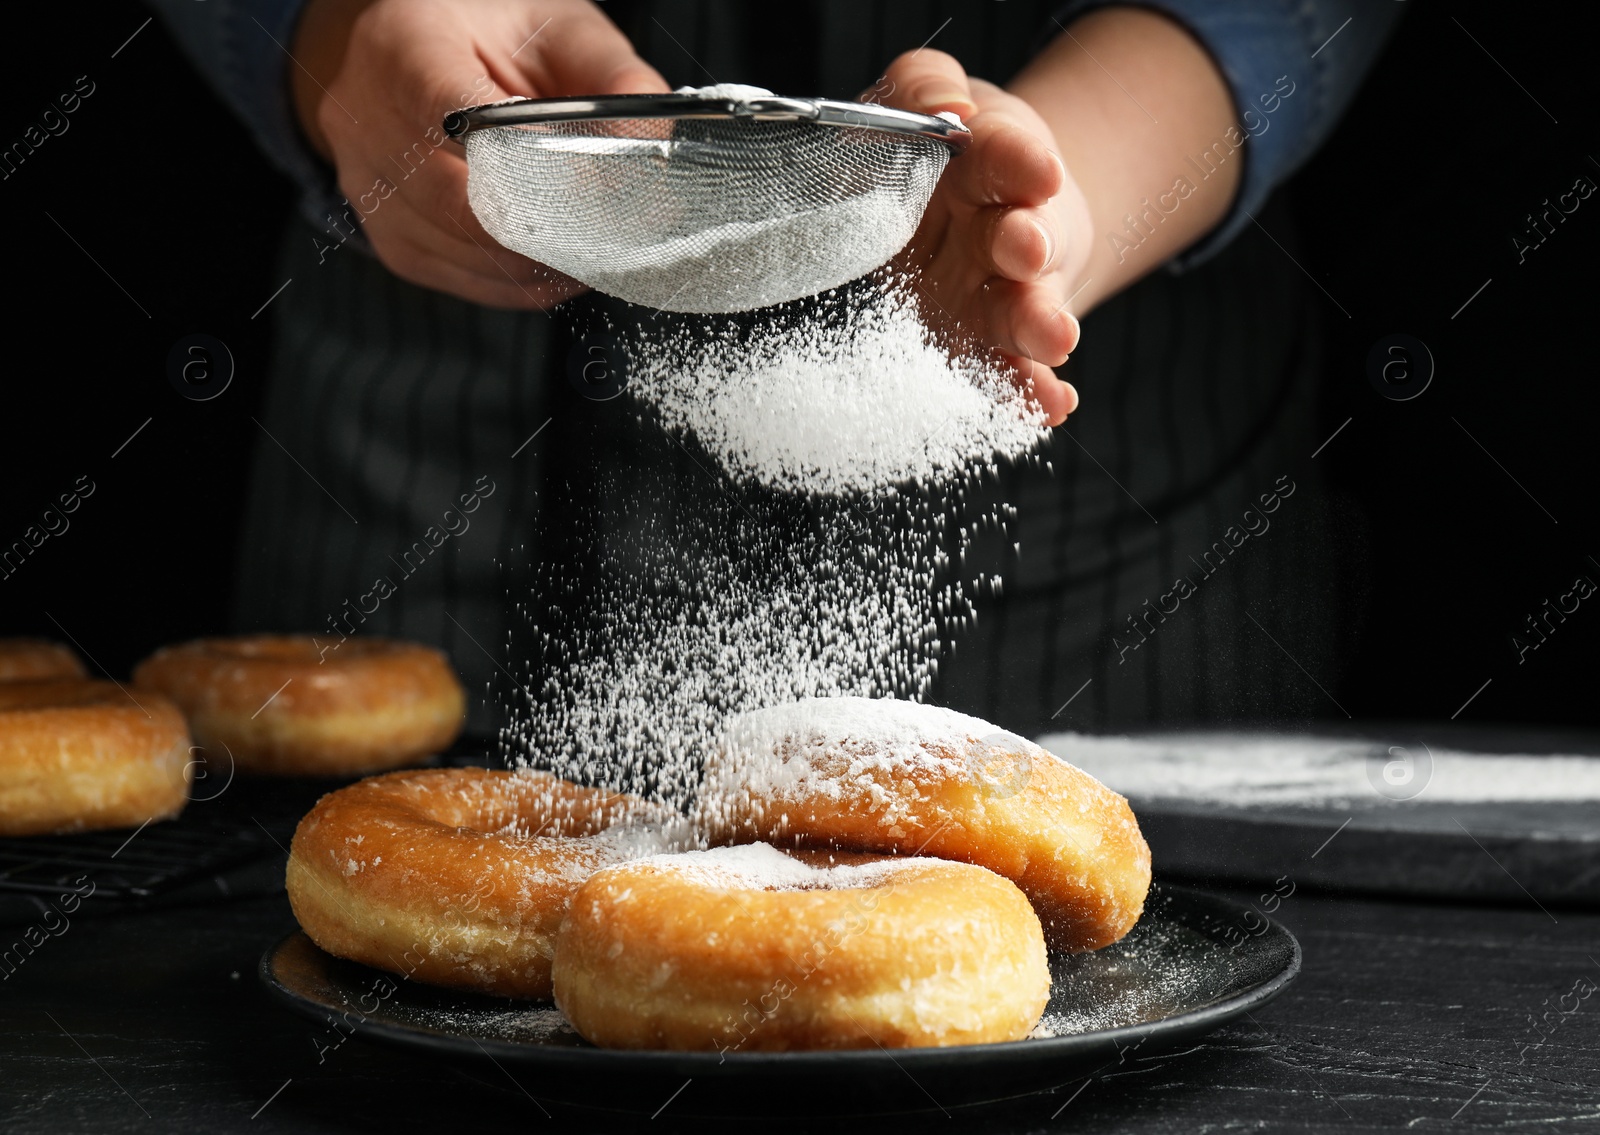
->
[145,0,336,230]
[1051,0,1403,269]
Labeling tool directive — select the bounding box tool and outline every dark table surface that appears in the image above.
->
[3,875,1597,1134]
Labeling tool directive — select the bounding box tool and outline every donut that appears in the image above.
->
[0,680,192,836]
[132,635,465,776]
[552,843,1050,1051]
[286,767,676,998]
[0,639,87,682]
[695,697,1151,952]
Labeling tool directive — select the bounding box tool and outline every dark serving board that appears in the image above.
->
[260,884,1299,1117]
[1037,722,1600,907]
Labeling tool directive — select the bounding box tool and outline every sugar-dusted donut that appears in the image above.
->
[133,635,465,776]
[0,680,191,835]
[552,843,1050,1051]
[696,697,1151,951]
[286,768,676,998]
[0,639,87,682]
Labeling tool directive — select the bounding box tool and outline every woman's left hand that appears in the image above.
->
[874,50,1091,425]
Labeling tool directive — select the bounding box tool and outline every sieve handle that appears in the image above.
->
[442,94,971,152]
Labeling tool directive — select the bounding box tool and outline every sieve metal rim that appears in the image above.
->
[442,93,972,152]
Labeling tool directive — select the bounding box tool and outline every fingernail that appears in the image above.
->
[917,84,975,114]
[1032,218,1056,275]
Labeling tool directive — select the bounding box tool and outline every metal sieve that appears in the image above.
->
[443,91,970,313]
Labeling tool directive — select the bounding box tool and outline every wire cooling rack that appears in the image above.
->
[0,742,497,924]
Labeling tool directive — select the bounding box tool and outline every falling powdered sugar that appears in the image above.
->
[506,240,1045,822]
[510,499,935,802]
[627,286,1049,494]
[501,437,1034,813]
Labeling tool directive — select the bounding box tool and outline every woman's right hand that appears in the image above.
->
[290,0,669,309]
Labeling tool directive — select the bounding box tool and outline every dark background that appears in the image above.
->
[0,0,1594,727]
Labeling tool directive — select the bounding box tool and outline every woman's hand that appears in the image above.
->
[290,0,669,309]
[876,50,1091,426]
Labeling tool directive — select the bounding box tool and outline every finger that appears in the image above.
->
[945,115,1065,206]
[388,220,583,308]
[877,48,976,117]
[373,14,530,130]
[1003,353,1078,427]
[596,58,674,96]
[365,182,562,288]
[376,228,584,310]
[976,205,1060,281]
[977,278,1077,365]
[376,146,513,262]
[356,175,585,305]
[516,5,672,96]
[371,128,598,301]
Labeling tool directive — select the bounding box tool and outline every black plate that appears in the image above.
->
[259,883,1298,1116]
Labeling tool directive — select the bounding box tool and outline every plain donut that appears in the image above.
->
[0,639,87,682]
[0,680,191,835]
[552,843,1050,1051]
[697,697,1151,951]
[134,635,465,776]
[287,767,673,998]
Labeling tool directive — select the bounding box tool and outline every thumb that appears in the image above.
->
[878,48,977,119]
[535,9,671,96]
[597,58,672,96]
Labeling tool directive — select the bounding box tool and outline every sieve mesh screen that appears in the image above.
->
[464,115,952,313]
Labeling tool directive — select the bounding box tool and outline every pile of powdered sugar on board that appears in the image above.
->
[1036,732,1600,806]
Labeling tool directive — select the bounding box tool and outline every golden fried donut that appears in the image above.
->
[0,680,192,836]
[0,639,87,682]
[133,635,465,776]
[286,768,675,998]
[553,843,1050,1051]
[696,697,1151,952]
